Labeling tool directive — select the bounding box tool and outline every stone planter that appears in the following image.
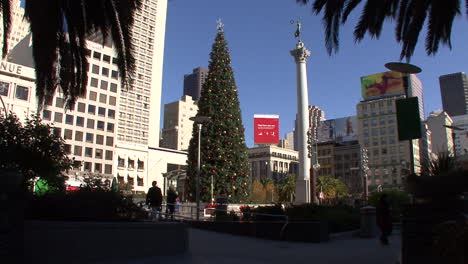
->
[23,221,188,264]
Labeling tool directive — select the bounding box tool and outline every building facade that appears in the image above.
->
[357,96,418,188]
[247,145,298,183]
[451,114,468,157]
[183,67,208,101]
[160,95,198,151]
[426,111,454,156]
[439,72,468,117]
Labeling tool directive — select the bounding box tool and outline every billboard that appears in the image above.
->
[317,116,357,143]
[254,114,279,144]
[361,71,404,100]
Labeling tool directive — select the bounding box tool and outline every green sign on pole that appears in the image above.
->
[396,97,421,140]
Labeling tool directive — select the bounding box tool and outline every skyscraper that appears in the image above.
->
[183,67,208,100]
[160,95,198,151]
[426,110,454,155]
[439,72,468,117]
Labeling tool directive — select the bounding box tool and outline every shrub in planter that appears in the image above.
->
[286,204,360,233]
[368,190,410,222]
[251,204,285,222]
[25,190,147,221]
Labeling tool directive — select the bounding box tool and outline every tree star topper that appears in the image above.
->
[217,18,224,32]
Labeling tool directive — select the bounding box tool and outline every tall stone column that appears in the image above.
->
[290,41,311,204]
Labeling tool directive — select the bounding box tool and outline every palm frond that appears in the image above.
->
[312,0,347,54]
[425,0,460,56]
[399,0,431,61]
[342,0,361,23]
[1,0,12,58]
[354,0,400,41]
[395,0,410,42]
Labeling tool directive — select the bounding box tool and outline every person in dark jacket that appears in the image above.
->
[166,185,178,221]
[376,194,393,245]
[146,181,162,221]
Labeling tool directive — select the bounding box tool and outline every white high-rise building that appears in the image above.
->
[160,95,198,151]
[0,0,30,54]
[426,110,455,156]
[451,114,468,157]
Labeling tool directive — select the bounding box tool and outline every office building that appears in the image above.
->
[183,67,208,100]
[247,145,298,183]
[426,111,455,156]
[160,95,198,151]
[439,72,468,117]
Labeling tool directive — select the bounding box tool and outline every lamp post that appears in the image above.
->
[385,62,422,176]
[189,116,210,221]
[360,148,369,201]
[307,128,320,204]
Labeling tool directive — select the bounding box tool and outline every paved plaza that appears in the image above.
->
[104,227,401,264]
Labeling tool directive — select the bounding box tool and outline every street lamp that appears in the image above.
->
[360,148,369,201]
[385,62,422,176]
[189,115,210,221]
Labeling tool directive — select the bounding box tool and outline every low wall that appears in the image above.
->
[191,221,329,243]
[23,221,188,264]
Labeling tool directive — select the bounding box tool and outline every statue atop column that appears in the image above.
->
[291,18,302,42]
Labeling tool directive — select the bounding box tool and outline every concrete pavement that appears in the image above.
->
[104,227,401,264]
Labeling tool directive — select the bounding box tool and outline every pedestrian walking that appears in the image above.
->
[146,181,162,221]
[376,194,392,245]
[166,185,178,221]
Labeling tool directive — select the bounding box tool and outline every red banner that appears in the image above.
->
[254,115,279,144]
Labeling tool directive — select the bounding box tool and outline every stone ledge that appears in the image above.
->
[23,221,188,264]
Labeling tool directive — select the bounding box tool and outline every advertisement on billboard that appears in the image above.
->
[334,116,358,142]
[361,71,404,100]
[317,116,357,143]
[254,114,279,144]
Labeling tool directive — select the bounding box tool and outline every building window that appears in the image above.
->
[15,85,29,100]
[89,91,97,101]
[107,123,114,132]
[77,102,85,112]
[87,118,94,129]
[76,116,84,127]
[98,107,106,116]
[88,104,96,114]
[85,133,94,143]
[97,121,105,130]
[94,163,102,173]
[103,55,111,63]
[106,136,114,146]
[42,110,51,120]
[85,147,93,157]
[84,162,91,172]
[65,114,74,125]
[75,131,83,141]
[137,160,144,170]
[104,164,112,174]
[101,67,109,77]
[96,135,104,145]
[0,81,9,96]
[90,77,98,87]
[73,145,82,156]
[109,96,116,106]
[110,83,117,93]
[137,177,144,186]
[95,149,103,159]
[118,157,125,167]
[64,144,71,154]
[93,51,101,60]
[105,150,113,161]
[64,129,73,140]
[92,64,99,74]
[380,127,386,135]
[363,120,369,127]
[111,70,118,79]
[99,94,107,103]
[108,109,115,119]
[128,159,134,169]
[100,80,108,90]
[54,112,63,123]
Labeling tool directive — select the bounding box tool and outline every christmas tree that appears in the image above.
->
[186,24,250,203]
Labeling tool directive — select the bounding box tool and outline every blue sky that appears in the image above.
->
[161,0,468,147]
